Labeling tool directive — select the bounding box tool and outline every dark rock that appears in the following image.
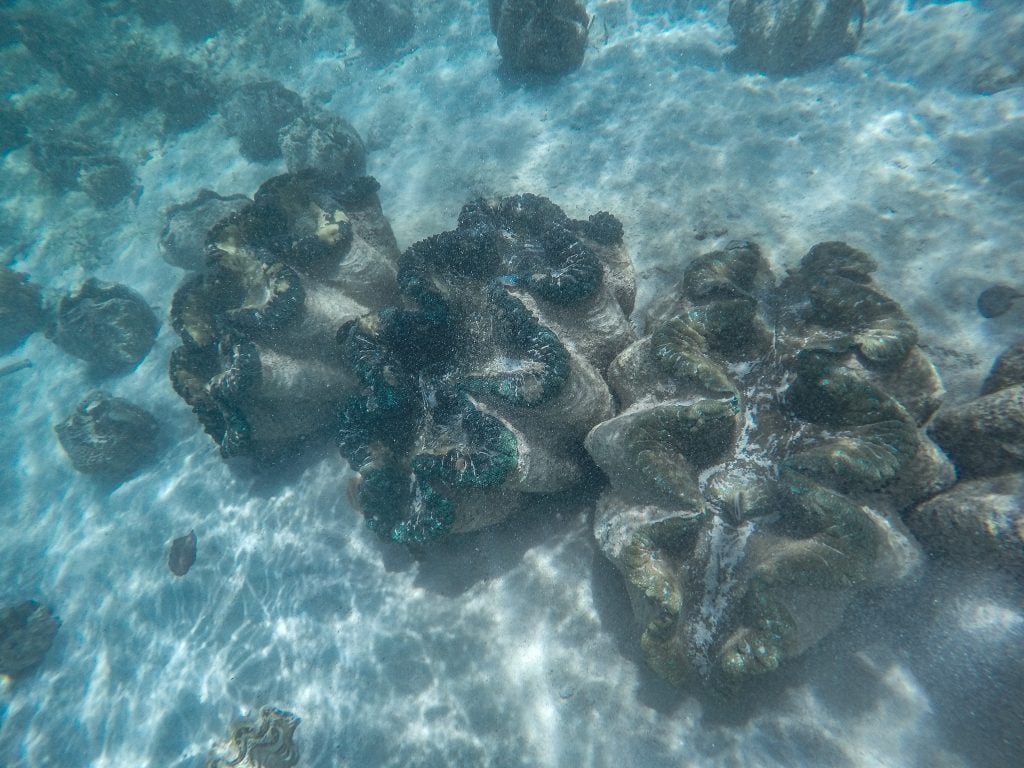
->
[929,384,1024,479]
[488,0,590,75]
[55,390,159,477]
[983,339,1024,396]
[0,103,28,155]
[977,284,1022,319]
[48,279,159,375]
[906,474,1024,571]
[0,600,61,677]
[14,12,106,97]
[727,0,866,76]
[107,54,219,131]
[168,529,197,576]
[134,0,235,42]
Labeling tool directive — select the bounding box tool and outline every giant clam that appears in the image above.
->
[585,241,951,686]
[339,193,635,543]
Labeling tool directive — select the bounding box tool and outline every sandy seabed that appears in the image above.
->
[1,2,1022,766]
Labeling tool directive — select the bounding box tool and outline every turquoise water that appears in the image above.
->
[1,2,1022,766]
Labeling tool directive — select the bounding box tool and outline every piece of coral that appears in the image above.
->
[907,339,1024,571]
[47,278,159,375]
[0,266,48,354]
[205,706,300,768]
[346,0,415,58]
[0,600,61,677]
[169,529,198,576]
[160,190,252,271]
[727,0,867,76]
[339,193,635,544]
[55,390,160,478]
[585,241,949,687]
[488,0,590,75]
[169,172,402,461]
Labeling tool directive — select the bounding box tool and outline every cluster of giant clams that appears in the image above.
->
[167,170,1021,689]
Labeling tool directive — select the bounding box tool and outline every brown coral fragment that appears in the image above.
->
[168,530,198,576]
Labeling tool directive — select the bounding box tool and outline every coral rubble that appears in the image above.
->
[585,241,949,686]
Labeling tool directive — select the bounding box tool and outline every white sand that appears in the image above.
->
[1,2,1022,766]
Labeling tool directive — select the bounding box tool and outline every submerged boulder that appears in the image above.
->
[280,108,366,180]
[220,81,305,162]
[909,338,1024,571]
[30,137,137,208]
[346,0,415,58]
[0,600,61,677]
[488,0,590,75]
[727,0,867,76]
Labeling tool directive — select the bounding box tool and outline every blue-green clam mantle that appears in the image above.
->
[339,194,636,544]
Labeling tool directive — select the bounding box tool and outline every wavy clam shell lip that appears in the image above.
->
[339,193,635,544]
[586,240,949,687]
[167,173,401,462]
[206,705,301,768]
[909,338,1024,571]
